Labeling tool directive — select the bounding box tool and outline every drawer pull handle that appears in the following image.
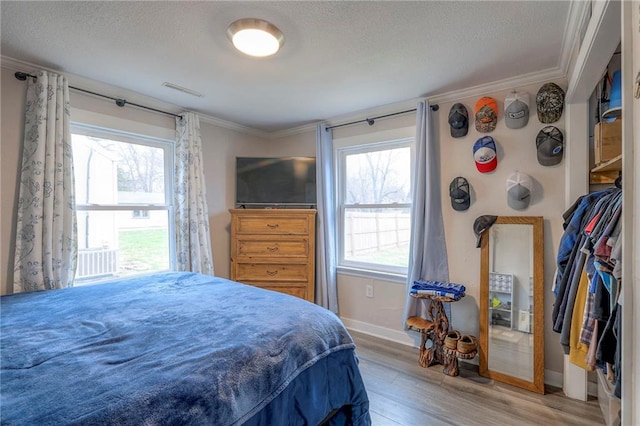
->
[267,246,279,252]
[266,223,279,229]
[266,270,278,276]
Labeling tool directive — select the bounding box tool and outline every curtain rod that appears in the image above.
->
[14,71,182,119]
[326,104,439,131]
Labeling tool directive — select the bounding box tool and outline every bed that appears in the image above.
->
[0,272,371,425]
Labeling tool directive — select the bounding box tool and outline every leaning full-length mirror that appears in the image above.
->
[479,216,544,394]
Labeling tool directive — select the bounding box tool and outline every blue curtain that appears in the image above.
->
[315,124,338,313]
[402,101,449,324]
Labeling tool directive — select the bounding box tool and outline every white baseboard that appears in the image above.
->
[341,316,595,394]
[340,317,420,348]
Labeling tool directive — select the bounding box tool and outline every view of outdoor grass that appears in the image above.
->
[118,228,169,274]
[348,245,409,267]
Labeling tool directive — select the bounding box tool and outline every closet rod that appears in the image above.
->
[14,71,182,119]
[326,104,439,131]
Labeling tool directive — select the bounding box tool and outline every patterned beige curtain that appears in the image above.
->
[174,112,214,275]
[13,70,78,292]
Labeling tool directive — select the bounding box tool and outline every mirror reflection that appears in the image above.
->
[479,216,544,394]
[488,224,533,381]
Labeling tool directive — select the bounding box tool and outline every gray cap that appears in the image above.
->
[448,103,469,138]
[504,91,530,129]
[536,126,564,166]
[506,172,533,210]
[449,177,470,211]
[473,215,497,248]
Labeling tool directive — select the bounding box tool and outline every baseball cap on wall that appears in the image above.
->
[474,97,498,133]
[473,215,498,248]
[536,126,564,166]
[473,136,498,173]
[504,91,530,129]
[449,177,470,211]
[506,172,533,210]
[448,103,469,138]
[536,83,565,123]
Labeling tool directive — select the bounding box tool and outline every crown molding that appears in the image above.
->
[558,0,593,78]
[197,114,269,139]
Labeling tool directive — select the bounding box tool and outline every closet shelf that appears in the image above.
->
[591,154,622,173]
[590,155,622,184]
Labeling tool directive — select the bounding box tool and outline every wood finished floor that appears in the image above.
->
[350,331,605,426]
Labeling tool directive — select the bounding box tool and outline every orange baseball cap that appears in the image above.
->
[474,97,498,133]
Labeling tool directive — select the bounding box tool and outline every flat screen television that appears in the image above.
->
[235,157,317,207]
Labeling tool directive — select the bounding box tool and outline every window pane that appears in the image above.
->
[72,134,166,205]
[345,146,411,204]
[76,210,170,282]
[343,207,410,268]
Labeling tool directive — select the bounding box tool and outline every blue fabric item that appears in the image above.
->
[316,123,339,314]
[404,100,450,326]
[1,272,370,426]
[412,280,466,294]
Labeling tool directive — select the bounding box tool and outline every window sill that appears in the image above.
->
[336,266,406,284]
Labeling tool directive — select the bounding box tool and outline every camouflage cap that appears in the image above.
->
[474,97,498,133]
[536,83,565,124]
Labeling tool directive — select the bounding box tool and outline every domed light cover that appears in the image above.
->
[227,18,284,57]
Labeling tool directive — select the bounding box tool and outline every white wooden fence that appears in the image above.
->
[344,211,410,256]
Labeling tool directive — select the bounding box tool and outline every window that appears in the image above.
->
[337,138,413,276]
[132,210,150,219]
[71,124,174,284]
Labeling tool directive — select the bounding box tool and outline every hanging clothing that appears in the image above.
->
[552,187,623,395]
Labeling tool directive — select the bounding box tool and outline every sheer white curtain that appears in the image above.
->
[13,70,78,293]
[315,124,338,313]
[403,101,449,323]
[174,112,214,275]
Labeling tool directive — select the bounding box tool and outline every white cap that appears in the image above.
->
[504,91,530,129]
[506,172,533,210]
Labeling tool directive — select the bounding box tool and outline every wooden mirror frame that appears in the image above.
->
[479,216,545,394]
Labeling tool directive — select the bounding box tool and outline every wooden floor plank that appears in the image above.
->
[351,331,605,426]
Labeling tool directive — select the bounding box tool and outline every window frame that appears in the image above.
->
[336,136,414,279]
[71,122,176,283]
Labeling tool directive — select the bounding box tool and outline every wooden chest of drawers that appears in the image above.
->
[229,209,316,302]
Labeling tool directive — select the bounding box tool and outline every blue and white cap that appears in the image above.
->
[473,136,497,173]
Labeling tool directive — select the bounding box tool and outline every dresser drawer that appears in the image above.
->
[236,239,309,258]
[234,263,308,282]
[244,282,308,299]
[235,216,311,235]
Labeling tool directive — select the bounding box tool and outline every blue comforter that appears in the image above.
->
[1,272,370,425]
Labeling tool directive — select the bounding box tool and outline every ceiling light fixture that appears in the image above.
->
[227,18,284,57]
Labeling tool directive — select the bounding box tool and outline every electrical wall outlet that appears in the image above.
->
[365,284,374,298]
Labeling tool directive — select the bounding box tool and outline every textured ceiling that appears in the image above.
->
[1,1,574,132]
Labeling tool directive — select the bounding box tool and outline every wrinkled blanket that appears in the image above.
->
[1,272,360,425]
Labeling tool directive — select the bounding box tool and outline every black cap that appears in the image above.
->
[473,215,498,248]
[448,103,469,138]
[536,126,564,166]
[449,177,470,211]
